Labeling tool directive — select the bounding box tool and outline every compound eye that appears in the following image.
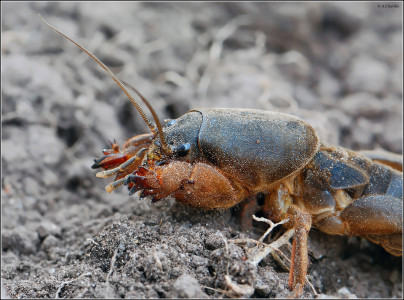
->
[165,119,177,127]
[176,143,191,157]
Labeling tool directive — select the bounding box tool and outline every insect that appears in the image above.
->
[41,16,403,297]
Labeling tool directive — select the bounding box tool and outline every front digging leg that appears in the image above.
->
[126,161,249,209]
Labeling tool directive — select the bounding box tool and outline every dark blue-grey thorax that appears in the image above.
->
[163,108,319,189]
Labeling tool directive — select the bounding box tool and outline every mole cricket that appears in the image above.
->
[40,16,402,297]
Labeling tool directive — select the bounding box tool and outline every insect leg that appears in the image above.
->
[127,161,249,208]
[101,148,148,193]
[122,133,154,153]
[315,195,402,256]
[92,133,153,170]
[286,205,312,297]
[96,148,148,178]
[105,176,129,193]
[340,195,402,256]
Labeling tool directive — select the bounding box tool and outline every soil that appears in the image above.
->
[2,2,402,299]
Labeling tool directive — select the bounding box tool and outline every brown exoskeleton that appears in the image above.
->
[41,16,403,297]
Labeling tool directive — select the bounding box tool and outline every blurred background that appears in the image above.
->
[2,2,402,298]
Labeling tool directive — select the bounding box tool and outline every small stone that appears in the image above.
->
[317,70,341,98]
[28,125,65,165]
[22,177,41,198]
[377,111,403,153]
[37,221,62,239]
[337,287,357,298]
[277,50,312,81]
[2,135,29,164]
[294,85,318,110]
[254,284,271,297]
[158,222,173,235]
[41,235,60,253]
[338,287,351,296]
[340,92,383,118]
[190,255,208,268]
[2,227,39,255]
[171,274,208,298]
[350,117,379,148]
[345,55,389,94]
[204,232,225,250]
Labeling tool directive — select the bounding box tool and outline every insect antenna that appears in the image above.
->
[122,80,171,155]
[39,15,172,155]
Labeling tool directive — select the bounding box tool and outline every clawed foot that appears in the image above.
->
[123,166,161,200]
[92,153,127,170]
